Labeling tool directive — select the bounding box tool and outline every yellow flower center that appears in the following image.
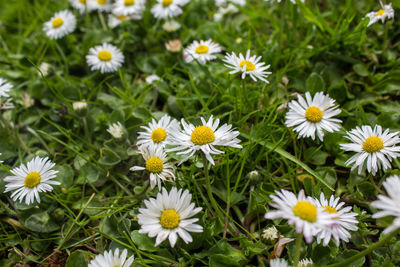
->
[24,171,41,188]
[239,60,256,71]
[151,128,167,143]
[191,126,215,145]
[305,106,323,123]
[162,0,173,7]
[376,9,385,16]
[98,50,112,61]
[324,205,340,219]
[160,209,180,229]
[52,17,64,28]
[293,201,317,222]
[79,0,86,3]
[97,0,107,5]
[195,45,209,54]
[117,15,127,20]
[125,0,134,5]
[363,136,384,153]
[145,157,164,173]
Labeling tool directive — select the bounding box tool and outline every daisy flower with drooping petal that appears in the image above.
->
[138,187,203,247]
[69,0,88,14]
[88,248,134,267]
[366,3,394,27]
[314,193,358,246]
[3,157,60,205]
[270,258,289,267]
[107,122,125,139]
[285,92,342,141]
[166,116,242,165]
[43,10,76,40]
[145,74,161,84]
[86,43,124,74]
[183,39,222,65]
[216,0,246,7]
[0,78,12,98]
[151,0,189,19]
[137,115,179,148]
[340,125,400,175]
[223,50,272,83]
[130,144,175,190]
[299,258,314,267]
[371,175,400,234]
[87,0,113,12]
[108,14,142,28]
[265,189,334,243]
[113,0,146,16]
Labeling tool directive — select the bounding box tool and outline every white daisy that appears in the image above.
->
[151,0,189,19]
[285,92,342,141]
[213,4,239,21]
[314,193,358,246]
[162,20,181,32]
[43,10,76,40]
[371,175,400,234]
[3,157,60,205]
[137,115,179,148]
[130,144,175,190]
[107,122,125,139]
[113,0,145,16]
[299,258,313,267]
[69,0,88,14]
[183,39,222,65]
[108,14,141,28]
[88,248,134,267]
[86,43,124,74]
[262,225,279,241]
[340,125,400,175]
[215,0,246,7]
[166,116,242,165]
[87,0,113,12]
[138,187,203,247]
[366,3,394,27]
[0,77,12,98]
[265,189,334,243]
[145,74,161,84]
[223,50,272,83]
[270,258,289,267]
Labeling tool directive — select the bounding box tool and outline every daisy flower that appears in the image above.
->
[86,43,124,73]
[69,0,87,14]
[183,39,222,64]
[137,115,178,148]
[262,225,279,241]
[165,39,182,52]
[162,20,181,32]
[371,175,400,234]
[138,187,203,247]
[107,122,125,139]
[265,189,334,243]
[314,193,358,246]
[113,0,145,16]
[88,248,134,267]
[366,2,394,27]
[223,50,272,83]
[299,259,313,267]
[0,77,12,98]
[166,116,242,165]
[270,259,289,267]
[3,157,60,205]
[130,144,175,190]
[151,0,189,19]
[43,10,76,40]
[285,92,342,141]
[145,74,161,84]
[340,125,400,175]
[108,14,141,28]
[87,0,113,12]
[215,0,246,7]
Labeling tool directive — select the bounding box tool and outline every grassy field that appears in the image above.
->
[0,0,400,266]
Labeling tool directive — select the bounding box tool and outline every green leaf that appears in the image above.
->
[22,211,60,233]
[130,230,158,252]
[209,254,241,267]
[66,250,90,267]
[306,73,325,94]
[353,64,369,77]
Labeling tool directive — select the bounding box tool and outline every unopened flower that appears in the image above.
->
[38,62,51,77]
[162,20,181,32]
[73,101,87,116]
[145,75,161,84]
[165,39,182,52]
[107,122,124,139]
[262,226,279,241]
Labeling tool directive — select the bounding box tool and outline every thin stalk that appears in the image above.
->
[202,154,223,220]
[293,233,303,267]
[98,11,108,31]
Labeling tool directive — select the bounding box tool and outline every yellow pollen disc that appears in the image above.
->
[376,9,385,16]
[195,45,209,54]
[162,0,173,7]
[24,171,41,188]
[305,106,323,123]
[363,136,384,153]
[52,18,64,28]
[98,50,112,61]
[97,0,107,5]
[324,205,340,219]
[293,201,317,222]
[239,60,256,71]
[125,0,134,5]
[145,157,164,173]
[79,0,86,3]
[151,128,167,143]
[191,126,215,145]
[160,209,180,229]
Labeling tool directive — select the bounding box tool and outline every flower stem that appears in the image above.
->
[202,154,222,219]
[326,229,399,267]
[293,233,303,267]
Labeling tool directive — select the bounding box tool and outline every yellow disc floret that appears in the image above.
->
[145,157,164,173]
[293,201,317,222]
[305,106,323,123]
[24,171,41,188]
[52,18,64,28]
[376,9,385,16]
[98,50,112,61]
[118,15,127,20]
[191,126,215,145]
[151,128,167,143]
[363,136,384,153]
[195,45,209,54]
[324,205,340,219]
[160,209,180,229]
[239,60,256,71]
[162,0,173,7]
[97,0,107,4]
[125,0,134,5]
[79,0,86,3]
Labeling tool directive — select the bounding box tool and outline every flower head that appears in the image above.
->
[113,0,145,16]
[165,39,182,52]
[69,0,88,14]
[215,0,246,7]
[151,0,189,19]
[269,259,289,267]
[262,225,279,241]
[88,248,134,267]
[0,77,12,98]
[162,20,181,32]
[145,75,161,85]
[86,43,124,74]
[43,10,76,40]
[137,115,179,148]
[366,3,394,27]
[107,122,125,139]
[87,0,113,12]
[183,39,222,65]
[108,14,142,28]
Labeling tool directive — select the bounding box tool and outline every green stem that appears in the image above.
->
[293,233,303,267]
[326,229,399,267]
[202,154,222,218]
